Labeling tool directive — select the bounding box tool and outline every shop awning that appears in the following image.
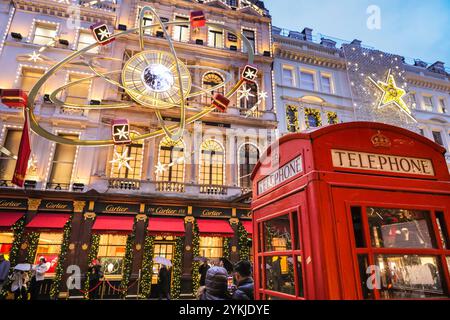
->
[147,217,185,236]
[26,213,70,229]
[0,212,24,227]
[242,221,253,235]
[92,216,135,232]
[197,219,234,237]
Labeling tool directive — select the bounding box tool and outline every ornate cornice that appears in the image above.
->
[275,46,347,70]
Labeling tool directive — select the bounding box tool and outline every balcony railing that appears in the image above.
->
[156,181,185,193]
[46,182,71,191]
[108,178,141,190]
[0,179,14,187]
[78,0,117,12]
[199,185,228,195]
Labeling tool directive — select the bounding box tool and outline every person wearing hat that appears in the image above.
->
[30,257,48,300]
[231,260,254,300]
[198,266,231,300]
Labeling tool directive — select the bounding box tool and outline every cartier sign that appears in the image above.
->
[95,202,139,215]
[193,207,232,219]
[0,199,27,209]
[257,156,303,195]
[147,205,187,217]
[39,200,73,212]
[331,149,435,176]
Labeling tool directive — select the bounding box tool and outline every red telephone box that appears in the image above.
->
[251,122,450,300]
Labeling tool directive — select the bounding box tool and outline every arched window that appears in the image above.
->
[202,72,224,106]
[240,82,258,110]
[110,132,144,180]
[238,143,260,190]
[157,137,185,183]
[199,140,224,186]
[304,108,322,129]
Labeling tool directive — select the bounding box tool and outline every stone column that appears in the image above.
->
[127,205,147,298]
[181,213,194,295]
[229,216,240,263]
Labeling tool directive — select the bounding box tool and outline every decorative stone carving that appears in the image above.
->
[73,201,86,213]
[83,212,96,220]
[27,198,41,211]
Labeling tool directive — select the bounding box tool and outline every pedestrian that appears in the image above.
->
[231,260,254,300]
[198,259,210,287]
[30,257,48,300]
[198,266,231,300]
[158,265,170,300]
[88,258,103,300]
[0,253,10,293]
[219,257,233,274]
[10,269,29,300]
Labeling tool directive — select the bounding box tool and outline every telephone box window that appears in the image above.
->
[435,211,449,249]
[367,208,436,249]
[263,215,292,252]
[376,255,446,299]
[351,207,365,248]
[357,255,374,300]
[264,255,296,296]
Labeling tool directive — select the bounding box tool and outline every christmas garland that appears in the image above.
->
[84,233,100,299]
[140,235,154,299]
[237,222,250,261]
[119,220,136,298]
[191,220,200,295]
[50,214,74,299]
[25,232,40,264]
[223,237,231,260]
[170,236,184,299]
[0,216,26,298]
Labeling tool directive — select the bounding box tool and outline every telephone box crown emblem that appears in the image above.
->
[371,130,391,148]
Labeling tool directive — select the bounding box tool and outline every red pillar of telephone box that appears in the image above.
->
[251,122,450,300]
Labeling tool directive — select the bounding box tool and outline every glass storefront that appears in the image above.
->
[35,233,63,275]
[352,206,450,299]
[152,236,175,285]
[199,236,223,262]
[0,232,14,260]
[97,234,127,279]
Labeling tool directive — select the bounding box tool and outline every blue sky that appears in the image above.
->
[265,0,450,65]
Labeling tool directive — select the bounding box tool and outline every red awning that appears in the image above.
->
[147,217,185,236]
[26,213,70,229]
[197,219,234,237]
[92,216,134,232]
[242,221,253,235]
[0,212,24,227]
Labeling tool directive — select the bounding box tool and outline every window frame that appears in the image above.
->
[31,20,59,46]
[208,26,224,49]
[281,66,296,87]
[198,139,225,186]
[320,73,333,94]
[242,27,256,54]
[423,95,434,112]
[172,14,190,43]
[238,142,260,189]
[299,69,316,91]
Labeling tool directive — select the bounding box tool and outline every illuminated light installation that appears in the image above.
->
[22,5,256,146]
[112,119,131,145]
[368,69,415,122]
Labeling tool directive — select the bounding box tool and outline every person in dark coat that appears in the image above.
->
[232,260,254,300]
[198,260,210,287]
[88,259,103,300]
[198,266,230,300]
[158,265,170,300]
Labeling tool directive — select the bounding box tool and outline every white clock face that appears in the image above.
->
[122,50,191,109]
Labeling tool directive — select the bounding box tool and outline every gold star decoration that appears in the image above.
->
[237,84,255,101]
[155,162,167,176]
[368,69,415,121]
[109,149,133,171]
[113,126,129,140]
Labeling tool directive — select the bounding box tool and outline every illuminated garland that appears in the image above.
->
[237,222,250,261]
[304,108,322,128]
[84,233,100,299]
[0,216,26,298]
[140,235,155,299]
[223,237,231,260]
[191,220,200,295]
[120,220,136,298]
[50,214,74,299]
[170,236,184,300]
[25,232,40,264]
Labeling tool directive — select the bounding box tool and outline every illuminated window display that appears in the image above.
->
[199,236,223,261]
[0,232,14,260]
[35,232,63,275]
[98,234,127,278]
[152,236,174,284]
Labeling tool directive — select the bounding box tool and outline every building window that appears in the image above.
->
[0,232,14,260]
[110,133,144,180]
[304,108,322,128]
[239,143,260,189]
[321,74,332,93]
[65,74,91,105]
[35,233,63,275]
[152,237,175,284]
[423,96,434,111]
[138,8,153,35]
[173,16,189,42]
[282,67,295,87]
[432,131,444,146]
[0,128,22,181]
[438,98,447,114]
[226,0,238,6]
[208,27,224,48]
[240,82,258,110]
[409,92,417,109]
[20,68,45,94]
[202,72,224,106]
[327,111,339,124]
[98,234,127,278]
[48,134,78,189]
[300,71,315,91]
[199,236,223,261]
[77,30,99,53]
[157,137,184,183]
[33,23,57,45]
[199,140,224,186]
[242,29,255,53]
[285,105,299,133]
